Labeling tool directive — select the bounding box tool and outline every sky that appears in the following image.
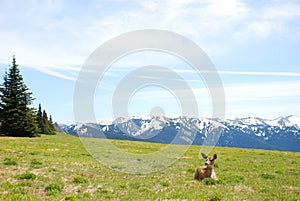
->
[0,0,300,124]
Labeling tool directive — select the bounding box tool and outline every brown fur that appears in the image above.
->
[194,153,218,180]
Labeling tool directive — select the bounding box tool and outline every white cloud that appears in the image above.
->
[206,0,249,17]
[261,1,300,20]
[224,80,300,102]
[95,78,300,118]
[35,67,76,81]
[233,1,300,40]
[218,70,300,77]
[157,69,300,77]
[0,0,299,80]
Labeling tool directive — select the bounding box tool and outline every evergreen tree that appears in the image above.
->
[37,103,43,132]
[36,104,55,135]
[49,115,55,132]
[0,56,38,137]
[42,110,50,134]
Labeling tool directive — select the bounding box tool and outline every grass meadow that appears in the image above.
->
[0,133,299,200]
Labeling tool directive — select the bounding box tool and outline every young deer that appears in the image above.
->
[194,153,218,180]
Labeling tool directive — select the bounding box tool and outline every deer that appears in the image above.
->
[194,153,218,180]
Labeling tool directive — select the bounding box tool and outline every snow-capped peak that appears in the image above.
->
[60,115,300,152]
[265,115,300,128]
[283,115,300,128]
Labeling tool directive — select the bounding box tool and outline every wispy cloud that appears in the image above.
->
[127,80,300,101]
[219,70,300,77]
[110,79,300,118]
[33,67,76,81]
[173,69,300,77]
[1,0,299,122]
[1,0,299,80]
[223,80,300,102]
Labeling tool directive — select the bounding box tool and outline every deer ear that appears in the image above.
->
[201,153,208,159]
[213,154,217,159]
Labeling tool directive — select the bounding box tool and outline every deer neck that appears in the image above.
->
[206,165,214,170]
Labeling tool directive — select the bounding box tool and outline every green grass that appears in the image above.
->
[0,133,299,200]
[15,172,37,180]
[73,176,89,184]
[45,183,64,196]
[202,178,218,185]
[3,157,18,166]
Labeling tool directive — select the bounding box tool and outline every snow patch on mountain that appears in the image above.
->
[60,115,300,152]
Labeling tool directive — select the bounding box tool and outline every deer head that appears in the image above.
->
[201,153,217,166]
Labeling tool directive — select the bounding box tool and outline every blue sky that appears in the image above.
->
[0,0,300,124]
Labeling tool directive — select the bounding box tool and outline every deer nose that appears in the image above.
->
[205,162,208,165]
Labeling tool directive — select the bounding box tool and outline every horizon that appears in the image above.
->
[60,114,300,126]
[1,1,300,124]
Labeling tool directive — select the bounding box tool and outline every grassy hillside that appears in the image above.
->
[0,133,299,201]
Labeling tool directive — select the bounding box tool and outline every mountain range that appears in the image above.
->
[58,115,300,152]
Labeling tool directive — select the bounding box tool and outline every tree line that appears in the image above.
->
[0,56,56,137]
